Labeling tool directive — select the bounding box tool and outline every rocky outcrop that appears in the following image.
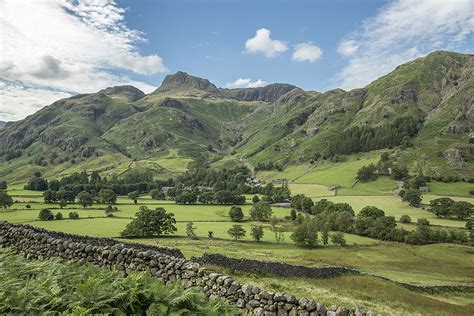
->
[0,222,369,316]
[221,84,299,103]
[154,71,220,94]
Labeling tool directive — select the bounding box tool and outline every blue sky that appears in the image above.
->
[1,0,473,121]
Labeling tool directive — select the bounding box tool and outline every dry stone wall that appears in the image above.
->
[0,221,371,316]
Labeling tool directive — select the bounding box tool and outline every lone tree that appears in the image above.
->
[121,206,177,237]
[76,191,93,208]
[400,215,411,223]
[229,206,244,222]
[99,189,117,205]
[186,221,198,239]
[250,225,264,242]
[38,208,54,221]
[227,224,246,240]
[55,212,63,220]
[249,201,272,221]
[68,211,79,219]
[0,191,13,209]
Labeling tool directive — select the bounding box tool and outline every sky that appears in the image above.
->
[1,0,473,121]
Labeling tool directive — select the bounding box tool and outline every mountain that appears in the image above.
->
[0,51,473,182]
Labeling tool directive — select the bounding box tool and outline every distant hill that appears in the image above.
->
[0,121,5,129]
[0,51,473,182]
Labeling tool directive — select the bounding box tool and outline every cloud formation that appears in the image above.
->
[0,0,164,120]
[337,40,359,57]
[245,28,288,57]
[292,42,323,63]
[335,0,474,90]
[224,78,268,88]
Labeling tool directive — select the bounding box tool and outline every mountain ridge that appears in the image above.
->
[0,51,472,182]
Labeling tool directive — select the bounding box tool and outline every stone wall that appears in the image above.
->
[0,221,370,316]
[194,253,359,279]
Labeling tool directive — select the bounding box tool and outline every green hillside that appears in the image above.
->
[0,51,473,182]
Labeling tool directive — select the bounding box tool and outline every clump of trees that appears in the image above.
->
[291,216,319,248]
[429,198,473,219]
[121,206,177,238]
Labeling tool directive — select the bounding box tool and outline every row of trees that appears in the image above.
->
[38,208,79,221]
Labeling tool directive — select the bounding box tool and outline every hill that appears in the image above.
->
[0,51,473,182]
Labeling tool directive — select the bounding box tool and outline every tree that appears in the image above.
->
[356,164,377,182]
[55,212,63,220]
[175,192,197,204]
[249,201,272,221]
[38,208,54,221]
[321,228,329,246]
[252,195,260,203]
[430,198,454,218]
[400,215,411,223]
[250,225,264,242]
[43,190,57,203]
[0,191,13,209]
[466,220,473,230]
[128,191,140,200]
[99,189,117,205]
[359,206,385,219]
[0,181,7,190]
[291,217,319,248]
[121,206,177,237]
[290,209,297,221]
[68,211,79,219]
[391,165,409,180]
[402,189,422,207]
[449,201,473,220]
[208,231,214,238]
[186,221,197,239]
[227,224,246,240]
[24,177,48,191]
[229,206,244,222]
[59,199,67,209]
[76,191,93,208]
[330,232,346,246]
[149,189,164,200]
[417,218,430,226]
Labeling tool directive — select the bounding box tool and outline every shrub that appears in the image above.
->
[330,232,347,246]
[25,204,31,209]
[68,211,79,219]
[121,206,176,237]
[186,221,197,239]
[400,215,411,223]
[55,212,63,220]
[38,208,54,221]
[229,206,244,222]
[252,195,260,203]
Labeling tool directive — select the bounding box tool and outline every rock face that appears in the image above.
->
[220,83,298,103]
[155,71,220,94]
[0,221,365,316]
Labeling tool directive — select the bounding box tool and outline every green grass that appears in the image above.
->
[427,181,474,197]
[288,183,334,197]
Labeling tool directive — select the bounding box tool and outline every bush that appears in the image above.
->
[228,206,244,222]
[400,215,411,223]
[68,211,79,219]
[55,212,63,220]
[25,204,31,209]
[121,206,177,237]
[38,208,54,221]
[330,232,346,246]
[186,221,197,239]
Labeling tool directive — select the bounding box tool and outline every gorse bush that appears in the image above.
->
[0,249,236,315]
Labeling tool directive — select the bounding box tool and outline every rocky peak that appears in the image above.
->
[155,71,220,94]
[98,85,145,101]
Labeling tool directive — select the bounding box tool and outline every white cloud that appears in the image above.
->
[244,28,288,57]
[292,42,323,63]
[337,40,359,57]
[0,0,164,120]
[335,0,474,90]
[224,78,268,89]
